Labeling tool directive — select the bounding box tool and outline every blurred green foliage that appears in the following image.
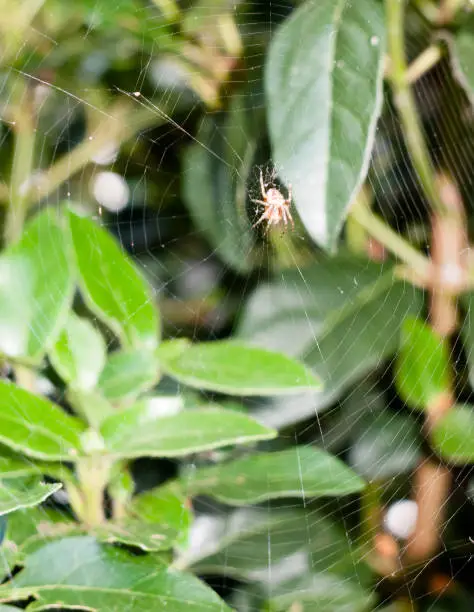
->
[0,0,474,610]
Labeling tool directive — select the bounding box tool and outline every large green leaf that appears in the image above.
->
[0,209,74,361]
[237,256,422,425]
[265,0,385,250]
[180,507,361,582]
[0,479,61,517]
[49,312,106,390]
[158,340,321,395]
[183,446,364,504]
[0,536,231,611]
[432,405,474,464]
[69,211,159,350]
[449,15,474,102]
[395,317,452,411]
[0,381,85,461]
[97,348,159,401]
[182,94,260,272]
[100,404,276,458]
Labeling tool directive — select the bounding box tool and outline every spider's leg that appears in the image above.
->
[251,199,267,207]
[286,207,295,229]
[287,183,292,202]
[259,169,266,199]
[252,210,269,229]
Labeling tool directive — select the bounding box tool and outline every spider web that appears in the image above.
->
[0,1,474,611]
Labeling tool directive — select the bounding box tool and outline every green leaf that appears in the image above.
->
[180,507,361,582]
[183,446,364,504]
[448,16,474,103]
[158,340,322,396]
[182,94,260,272]
[100,404,276,458]
[49,312,106,390]
[0,209,74,360]
[267,572,375,612]
[97,348,159,401]
[69,211,159,350]
[94,519,178,552]
[348,409,421,481]
[432,405,474,464]
[130,484,192,548]
[0,381,85,461]
[0,448,41,479]
[460,294,474,388]
[237,257,423,425]
[0,536,231,611]
[395,317,452,411]
[266,0,385,250]
[0,479,61,517]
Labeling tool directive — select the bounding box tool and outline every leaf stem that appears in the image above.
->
[4,78,37,245]
[386,0,448,217]
[438,0,466,23]
[25,104,163,207]
[406,44,443,84]
[349,201,431,278]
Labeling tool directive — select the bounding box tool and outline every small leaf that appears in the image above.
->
[94,519,178,552]
[448,16,474,103]
[100,404,276,459]
[49,312,106,390]
[266,0,385,250]
[0,381,85,461]
[130,484,192,548]
[69,211,159,350]
[0,209,74,360]
[432,405,474,464]
[395,317,452,411]
[0,447,41,479]
[158,340,322,396]
[0,536,231,611]
[97,348,159,401]
[183,446,364,505]
[0,479,61,517]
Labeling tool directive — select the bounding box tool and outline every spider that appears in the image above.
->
[251,169,294,230]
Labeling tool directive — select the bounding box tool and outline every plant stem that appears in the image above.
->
[406,44,442,84]
[25,104,163,208]
[438,0,466,23]
[386,0,448,217]
[4,78,37,245]
[349,202,431,278]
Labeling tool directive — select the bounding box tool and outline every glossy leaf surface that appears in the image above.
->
[432,405,474,464]
[395,317,451,411]
[49,313,106,390]
[0,536,231,611]
[183,446,365,504]
[0,480,61,517]
[266,0,385,250]
[100,404,276,458]
[69,211,159,350]
[158,340,321,396]
[97,348,159,401]
[0,381,85,461]
[0,210,73,360]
